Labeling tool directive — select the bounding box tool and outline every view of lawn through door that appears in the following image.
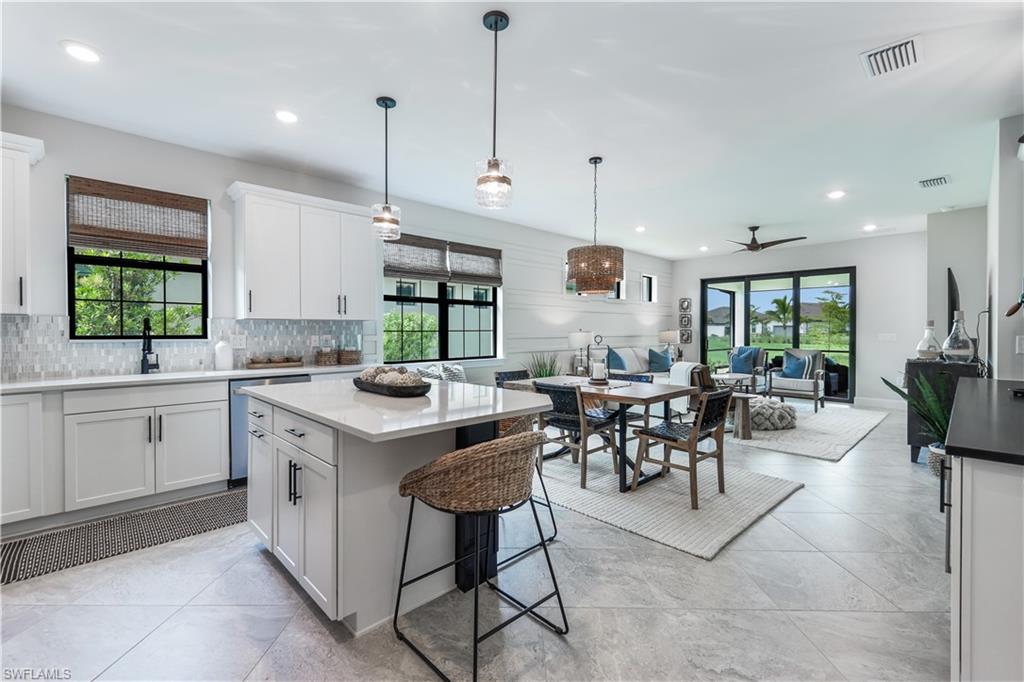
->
[701,268,855,401]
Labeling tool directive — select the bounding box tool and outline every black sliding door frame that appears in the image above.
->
[700,266,857,402]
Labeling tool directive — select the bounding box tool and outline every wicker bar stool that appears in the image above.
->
[393,431,569,681]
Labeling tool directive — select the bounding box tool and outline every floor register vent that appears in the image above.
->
[860,36,920,78]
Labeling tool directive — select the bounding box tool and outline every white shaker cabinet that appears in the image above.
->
[235,193,301,319]
[273,437,302,577]
[300,205,344,320]
[1,393,44,523]
[340,212,380,321]
[154,401,229,493]
[247,424,274,547]
[1,133,44,315]
[64,408,156,510]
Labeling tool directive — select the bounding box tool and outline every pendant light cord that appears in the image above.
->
[593,161,599,245]
[384,106,389,204]
[491,26,498,159]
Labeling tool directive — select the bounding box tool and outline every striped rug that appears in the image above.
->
[538,454,801,560]
[1,489,246,585]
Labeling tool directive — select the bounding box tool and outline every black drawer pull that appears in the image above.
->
[284,427,305,438]
[248,429,264,439]
[247,411,264,419]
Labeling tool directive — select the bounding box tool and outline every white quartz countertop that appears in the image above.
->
[239,378,552,442]
[0,363,372,395]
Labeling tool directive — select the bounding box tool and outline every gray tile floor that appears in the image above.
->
[1,409,950,681]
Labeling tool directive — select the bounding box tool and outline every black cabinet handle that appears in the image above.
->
[248,290,253,313]
[18,276,23,307]
[284,427,305,439]
[337,294,341,315]
[248,429,264,439]
[292,465,303,505]
[343,294,347,316]
[158,414,163,442]
[147,415,152,443]
[940,460,952,513]
[287,460,295,502]
[247,411,264,419]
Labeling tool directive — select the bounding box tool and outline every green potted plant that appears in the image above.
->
[525,352,561,379]
[881,374,951,476]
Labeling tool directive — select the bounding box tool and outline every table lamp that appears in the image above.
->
[659,329,681,359]
[568,330,592,376]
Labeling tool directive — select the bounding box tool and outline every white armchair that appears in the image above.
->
[767,349,827,412]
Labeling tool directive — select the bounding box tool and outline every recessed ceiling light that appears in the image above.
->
[863,223,878,232]
[699,245,709,252]
[60,40,101,63]
[635,225,646,233]
[275,110,298,124]
[827,190,846,200]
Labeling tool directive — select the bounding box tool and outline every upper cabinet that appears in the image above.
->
[1,132,45,315]
[228,182,381,321]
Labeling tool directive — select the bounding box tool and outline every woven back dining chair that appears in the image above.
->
[630,388,733,509]
[534,382,618,489]
[608,372,655,438]
[394,430,568,681]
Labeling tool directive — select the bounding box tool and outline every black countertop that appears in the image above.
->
[945,378,1024,466]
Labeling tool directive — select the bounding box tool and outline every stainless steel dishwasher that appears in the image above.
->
[229,374,310,485]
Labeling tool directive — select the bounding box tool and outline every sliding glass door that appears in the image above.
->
[700,267,856,401]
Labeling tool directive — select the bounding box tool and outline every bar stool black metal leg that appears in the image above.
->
[497,461,559,569]
[530,498,568,634]
[472,514,481,682]
[393,497,414,639]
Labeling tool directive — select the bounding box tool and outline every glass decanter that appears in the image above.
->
[915,320,942,360]
[941,311,974,363]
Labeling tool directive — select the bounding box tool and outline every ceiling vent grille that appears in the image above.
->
[860,37,919,78]
[918,175,950,189]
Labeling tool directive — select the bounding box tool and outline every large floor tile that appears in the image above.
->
[0,561,109,605]
[632,545,777,610]
[74,560,226,606]
[1,604,176,681]
[728,514,817,551]
[98,604,297,681]
[803,485,936,515]
[774,512,913,552]
[0,604,53,640]
[190,551,304,606]
[827,552,950,612]
[729,550,897,611]
[788,610,950,680]
[771,488,842,513]
[853,512,946,557]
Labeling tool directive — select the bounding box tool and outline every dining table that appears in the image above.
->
[502,375,698,492]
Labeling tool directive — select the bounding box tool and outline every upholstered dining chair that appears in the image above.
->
[630,388,733,509]
[534,382,619,489]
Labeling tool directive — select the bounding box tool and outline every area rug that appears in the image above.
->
[537,455,802,560]
[729,405,888,462]
[0,488,246,584]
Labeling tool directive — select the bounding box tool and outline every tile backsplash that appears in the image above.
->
[1,315,378,382]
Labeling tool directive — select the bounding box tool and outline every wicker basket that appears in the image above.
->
[315,350,338,366]
[339,349,362,365]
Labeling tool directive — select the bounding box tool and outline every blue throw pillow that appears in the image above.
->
[606,347,626,371]
[649,347,672,373]
[782,351,808,379]
[729,347,758,374]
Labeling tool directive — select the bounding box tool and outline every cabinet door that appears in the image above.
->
[299,451,338,618]
[1,394,43,523]
[339,212,380,320]
[1,148,30,314]
[65,408,155,510]
[272,438,301,578]
[300,205,343,320]
[155,401,229,493]
[244,195,301,319]
[247,425,273,547]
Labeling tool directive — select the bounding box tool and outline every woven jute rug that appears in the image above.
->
[538,453,801,560]
[728,405,888,461]
[0,488,246,585]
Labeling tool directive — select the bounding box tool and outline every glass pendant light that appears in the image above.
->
[475,10,512,209]
[372,96,401,241]
[566,157,624,296]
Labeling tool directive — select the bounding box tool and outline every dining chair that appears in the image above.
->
[608,372,653,438]
[534,382,619,489]
[630,388,733,509]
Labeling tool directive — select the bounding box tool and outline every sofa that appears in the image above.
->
[551,345,675,380]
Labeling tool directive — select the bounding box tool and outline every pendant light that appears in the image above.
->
[566,156,624,296]
[475,10,512,209]
[372,96,401,241]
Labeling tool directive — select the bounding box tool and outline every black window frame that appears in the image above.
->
[641,274,655,303]
[383,279,498,364]
[67,246,209,340]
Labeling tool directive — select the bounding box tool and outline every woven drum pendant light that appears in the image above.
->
[567,156,624,296]
[475,10,512,209]
[371,96,401,241]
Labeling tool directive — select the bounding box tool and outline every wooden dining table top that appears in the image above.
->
[502,375,697,406]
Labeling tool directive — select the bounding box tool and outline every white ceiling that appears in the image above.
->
[2,2,1021,259]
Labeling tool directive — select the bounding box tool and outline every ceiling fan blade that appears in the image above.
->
[732,247,749,253]
[726,240,750,247]
[758,236,808,249]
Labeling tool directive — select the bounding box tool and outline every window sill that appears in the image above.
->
[390,357,506,370]
[68,337,210,344]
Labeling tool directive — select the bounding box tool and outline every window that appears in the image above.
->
[381,234,501,363]
[641,274,657,303]
[66,176,209,339]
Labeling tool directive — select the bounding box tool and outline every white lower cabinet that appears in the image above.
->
[64,408,155,510]
[1,393,44,523]
[265,432,338,618]
[155,401,229,492]
[247,425,274,546]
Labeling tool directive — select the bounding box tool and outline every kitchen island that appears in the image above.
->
[237,377,552,636]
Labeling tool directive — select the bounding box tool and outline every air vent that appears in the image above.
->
[860,36,919,78]
[918,175,950,189]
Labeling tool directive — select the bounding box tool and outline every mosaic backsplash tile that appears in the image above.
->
[1,315,378,382]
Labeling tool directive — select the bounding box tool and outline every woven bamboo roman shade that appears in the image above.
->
[67,176,210,260]
[448,242,502,287]
[383,234,451,281]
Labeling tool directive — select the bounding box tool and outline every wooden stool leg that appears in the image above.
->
[662,444,672,476]
[688,445,699,509]
[717,437,726,494]
[580,447,588,489]
[610,427,620,475]
[631,436,648,491]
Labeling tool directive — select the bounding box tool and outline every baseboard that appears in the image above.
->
[854,396,906,411]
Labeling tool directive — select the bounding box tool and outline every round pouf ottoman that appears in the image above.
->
[750,398,797,431]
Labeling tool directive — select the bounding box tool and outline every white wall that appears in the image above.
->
[926,207,987,351]
[2,105,674,380]
[986,114,1024,380]
[672,232,928,407]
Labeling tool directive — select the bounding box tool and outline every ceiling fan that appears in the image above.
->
[728,225,807,253]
